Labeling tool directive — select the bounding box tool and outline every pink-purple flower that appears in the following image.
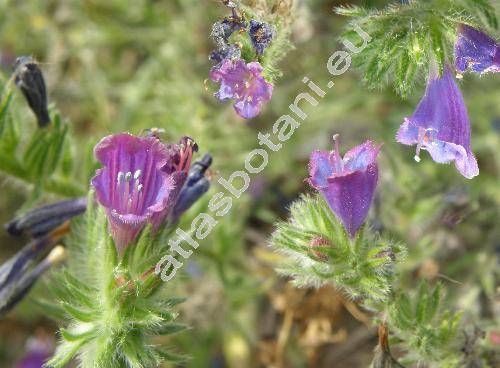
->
[210,59,273,119]
[308,136,381,237]
[455,24,499,75]
[91,133,197,253]
[396,66,479,179]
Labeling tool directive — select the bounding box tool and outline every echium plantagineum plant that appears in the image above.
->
[40,133,212,367]
[270,137,469,367]
[208,0,293,119]
[0,51,213,366]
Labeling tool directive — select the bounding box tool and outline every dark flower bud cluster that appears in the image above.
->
[209,4,275,65]
[12,56,51,128]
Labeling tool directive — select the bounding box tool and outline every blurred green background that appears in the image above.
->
[0,0,498,367]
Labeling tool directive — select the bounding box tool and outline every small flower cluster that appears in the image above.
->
[209,2,275,119]
[397,24,499,179]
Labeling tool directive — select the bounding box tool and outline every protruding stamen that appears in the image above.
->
[117,171,124,183]
[125,171,132,181]
[332,134,344,172]
[414,127,425,162]
[134,170,141,180]
[414,127,438,162]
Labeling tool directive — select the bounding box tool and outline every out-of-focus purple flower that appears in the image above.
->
[17,350,48,368]
[455,24,499,75]
[396,66,479,179]
[308,136,381,237]
[91,134,173,252]
[210,59,273,119]
[16,334,52,368]
[249,20,275,55]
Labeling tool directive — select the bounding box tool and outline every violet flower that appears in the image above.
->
[396,66,479,179]
[16,335,52,368]
[308,136,381,237]
[210,59,273,119]
[249,20,275,55]
[92,133,197,252]
[455,24,499,75]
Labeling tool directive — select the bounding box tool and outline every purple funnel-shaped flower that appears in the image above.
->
[308,136,381,237]
[455,24,499,75]
[91,133,174,252]
[396,67,479,179]
[210,58,273,119]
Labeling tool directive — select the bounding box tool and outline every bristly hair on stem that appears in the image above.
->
[41,191,187,368]
[335,0,498,97]
[387,282,462,367]
[269,194,406,302]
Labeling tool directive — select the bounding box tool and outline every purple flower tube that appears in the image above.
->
[308,136,381,237]
[396,66,479,179]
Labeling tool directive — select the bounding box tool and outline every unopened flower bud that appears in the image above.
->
[249,20,276,55]
[171,153,213,221]
[0,238,66,316]
[13,56,51,128]
[5,197,87,238]
[308,236,331,261]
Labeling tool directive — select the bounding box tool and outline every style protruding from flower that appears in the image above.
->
[455,24,499,75]
[308,135,381,237]
[249,19,276,55]
[396,66,479,179]
[210,59,273,119]
[91,133,199,252]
